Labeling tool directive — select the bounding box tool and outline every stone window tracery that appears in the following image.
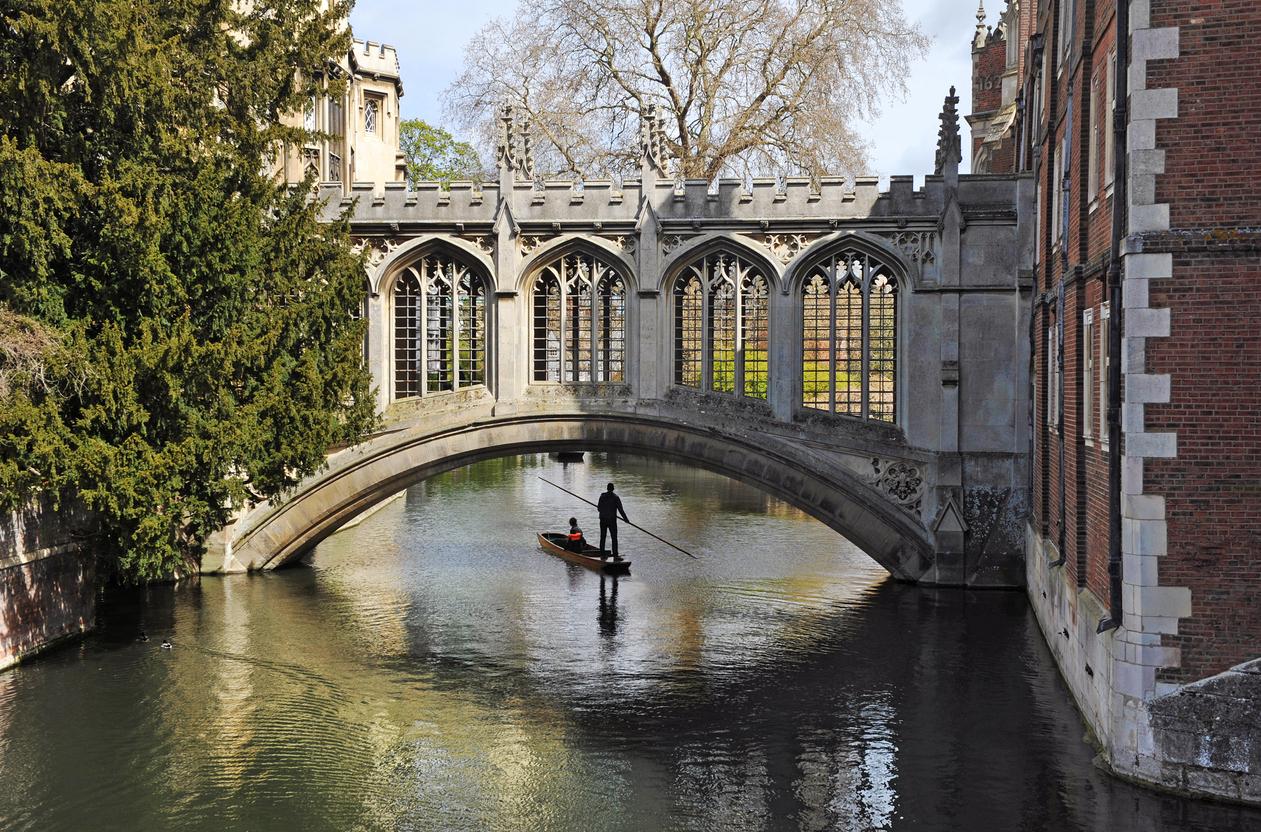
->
[800,249,899,424]
[531,251,626,383]
[672,251,770,400]
[392,252,488,399]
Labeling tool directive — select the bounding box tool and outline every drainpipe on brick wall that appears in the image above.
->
[1099,0,1130,634]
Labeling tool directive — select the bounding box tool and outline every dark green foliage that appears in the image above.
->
[400,118,485,185]
[0,0,376,579]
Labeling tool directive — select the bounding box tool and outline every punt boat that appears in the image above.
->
[537,532,632,574]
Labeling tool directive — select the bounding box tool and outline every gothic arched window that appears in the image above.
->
[392,251,488,399]
[799,249,898,423]
[531,251,627,383]
[672,251,770,400]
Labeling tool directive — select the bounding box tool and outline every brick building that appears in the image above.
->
[971,0,1261,805]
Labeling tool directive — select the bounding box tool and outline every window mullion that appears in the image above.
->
[453,274,463,390]
[590,264,600,384]
[702,275,713,392]
[734,263,745,397]
[419,261,429,397]
[861,256,871,420]
[828,258,837,413]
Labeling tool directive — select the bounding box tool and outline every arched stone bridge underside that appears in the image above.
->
[209,104,1035,586]
[205,394,1023,587]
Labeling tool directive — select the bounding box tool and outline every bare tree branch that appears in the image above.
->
[443,0,928,179]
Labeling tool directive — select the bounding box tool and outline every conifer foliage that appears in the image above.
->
[0,0,376,579]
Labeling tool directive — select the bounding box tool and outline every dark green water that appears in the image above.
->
[0,454,1256,831]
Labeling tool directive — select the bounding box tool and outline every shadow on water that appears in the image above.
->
[0,453,1256,832]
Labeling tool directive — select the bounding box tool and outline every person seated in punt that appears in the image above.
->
[566,517,588,553]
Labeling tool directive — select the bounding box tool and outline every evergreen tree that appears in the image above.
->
[0,0,376,580]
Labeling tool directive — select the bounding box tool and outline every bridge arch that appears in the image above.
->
[517,235,637,295]
[662,238,779,399]
[658,232,785,295]
[784,230,912,292]
[380,239,495,402]
[215,412,936,581]
[518,236,637,385]
[786,231,909,426]
[369,233,496,296]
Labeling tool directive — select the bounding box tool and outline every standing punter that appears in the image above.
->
[597,483,630,560]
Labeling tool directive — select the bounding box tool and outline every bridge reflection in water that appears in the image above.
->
[0,455,1255,831]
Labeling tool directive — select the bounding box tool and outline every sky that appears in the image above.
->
[349,0,989,178]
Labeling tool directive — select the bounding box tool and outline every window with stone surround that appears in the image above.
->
[740,272,769,399]
[671,250,770,399]
[1099,302,1110,445]
[1083,308,1094,440]
[1088,71,1100,206]
[1050,146,1061,251]
[799,248,899,424]
[392,251,488,399]
[1104,50,1116,190]
[531,250,626,384]
[364,95,381,135]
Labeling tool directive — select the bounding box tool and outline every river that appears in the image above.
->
[0,454,1256,831]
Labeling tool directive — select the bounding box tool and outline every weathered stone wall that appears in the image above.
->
[0,498,96,670]
[1030,540,1261,805]
[1148,659,1261,801]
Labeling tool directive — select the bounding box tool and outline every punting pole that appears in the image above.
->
[537,476,701,560]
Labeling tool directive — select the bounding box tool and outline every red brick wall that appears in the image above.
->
[1148,1,1261,229]
[971,34,1009,166]
[1024,0,1261,693]
[973,36,1007,115]
[1144,251,1261,682]
[1135,0,1261,682]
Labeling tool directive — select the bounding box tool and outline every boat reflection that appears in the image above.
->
[598,574,620,641]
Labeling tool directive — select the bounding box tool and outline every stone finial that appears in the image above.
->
[495,104,536,179]
[973,1,988,49]
[496,104,515,171]
[934,86,962,177]
[640,104,670,176]
[516,113,536,180]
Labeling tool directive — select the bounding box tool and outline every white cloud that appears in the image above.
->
[350,0,982,177]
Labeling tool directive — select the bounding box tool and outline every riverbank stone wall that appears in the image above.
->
[0,498,96,670]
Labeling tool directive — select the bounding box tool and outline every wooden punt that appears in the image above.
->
[537,532,631,574]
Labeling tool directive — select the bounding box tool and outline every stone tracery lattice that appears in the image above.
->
[531,251,626,383]
[392,251,488,398]
[672,251,770,400]
[800,248,899,423]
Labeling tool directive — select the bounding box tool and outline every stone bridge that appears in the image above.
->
[205,97,1035,586]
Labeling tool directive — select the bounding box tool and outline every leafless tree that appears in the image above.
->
[444,0,928,180]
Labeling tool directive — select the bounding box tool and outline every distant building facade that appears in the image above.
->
[274,35,405,189]
[971,0,1261,805]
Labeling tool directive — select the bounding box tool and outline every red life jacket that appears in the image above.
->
[568,530,582,541]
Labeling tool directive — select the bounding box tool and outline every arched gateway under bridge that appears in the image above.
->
[206,96,1036,587]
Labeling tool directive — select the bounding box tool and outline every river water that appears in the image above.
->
[0,454,1256,831]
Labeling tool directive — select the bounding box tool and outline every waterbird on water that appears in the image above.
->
[137,631,149,643]
[161,639,172,650]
